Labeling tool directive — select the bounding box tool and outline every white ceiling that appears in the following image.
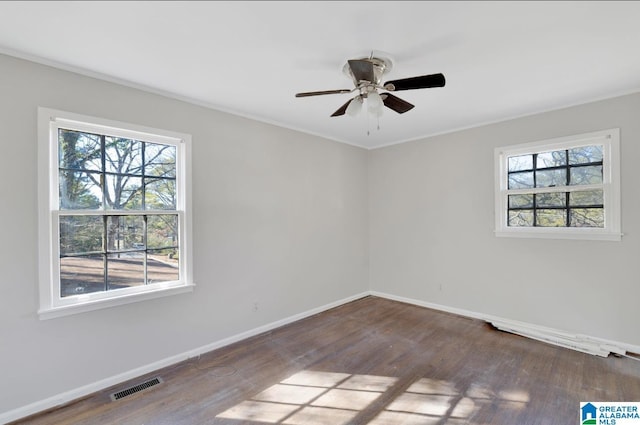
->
[1,1,640,149]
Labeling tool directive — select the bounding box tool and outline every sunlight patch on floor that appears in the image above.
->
[253,384,326,404]
[371,376,531,424]
[490,389,530,410]
[216,400,299,422]
[311,388,382,410]
[498,389,530,403]
[216,370,531,423]
[387,393,453,416]
[282,406,358,425]
[406,378,458,396]
[466,383,494,399]
[450,397,476,417]
[338,374,398,392]
[216,370,384,424]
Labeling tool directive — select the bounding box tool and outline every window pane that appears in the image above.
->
[105,175,142,210]
[508,155,533,172]
[536,192,566,208]
[145,178,176,210]
[147,215,179,249]
[536,209,566,227]
[145,143,176,178]
[569,190,603,207]
[508,172,534,189]
[60,255,105,297]
[569,145,602,165]
[104,137,143,175]
[570,208,604,228]
[536,150,566,169]
[508,210,533,227]
[60,216,103,255]
[106,216,144,252]
[147,248,179,284]
[58,129,101,171]
[59,170,102,209]
[508,194,533,208]
[536,169,566,187]
[107,252,144,290]
[570,165,602,185]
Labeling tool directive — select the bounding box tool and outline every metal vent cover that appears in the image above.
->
[110,377,163,401]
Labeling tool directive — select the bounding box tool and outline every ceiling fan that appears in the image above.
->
[295,55,445,117]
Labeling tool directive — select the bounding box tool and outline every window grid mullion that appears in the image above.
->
[101,135,106,210]
[142,144,147,285]
[564,150,570,226]
[102,215,108,292]
[532,153,538,226]
[142,142,146,211]
[101,135,108,292]
[143,215,148,286]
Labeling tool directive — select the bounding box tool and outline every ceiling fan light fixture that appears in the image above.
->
[367,90,383,114]
[346,96,363,117]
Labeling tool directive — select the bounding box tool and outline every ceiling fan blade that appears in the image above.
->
[295,89,352,97]
[330,99,353,117]
[348,59,375,83]
[381,93,415,114]
[384,73,446,91]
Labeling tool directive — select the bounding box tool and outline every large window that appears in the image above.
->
[38,108,193,319]
[494,129,621,240]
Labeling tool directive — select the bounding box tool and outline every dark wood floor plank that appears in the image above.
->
[11,296,640,425]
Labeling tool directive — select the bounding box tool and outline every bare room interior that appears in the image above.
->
[1,2,639,424]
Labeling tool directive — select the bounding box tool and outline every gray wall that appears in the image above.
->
[369,92,640,347]
[0,54,369,414]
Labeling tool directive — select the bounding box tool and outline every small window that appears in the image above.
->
[495,129,621,241]
[38,108,194,319]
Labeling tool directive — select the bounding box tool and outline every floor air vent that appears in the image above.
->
[110,377,163,401]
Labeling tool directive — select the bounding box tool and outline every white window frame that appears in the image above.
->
[37,107,194,319]
[494,128,621,241]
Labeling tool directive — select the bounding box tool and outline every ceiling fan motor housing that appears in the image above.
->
[342,56,393,88]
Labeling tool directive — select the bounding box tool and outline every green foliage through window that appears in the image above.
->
[57,128,180,297]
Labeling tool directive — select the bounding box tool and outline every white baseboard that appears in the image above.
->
[370,291,640,358]
[370,291,487,319]
[0,291,370,424]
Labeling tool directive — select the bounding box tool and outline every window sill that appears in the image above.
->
[495,229,622,241]
[38,283,195,320]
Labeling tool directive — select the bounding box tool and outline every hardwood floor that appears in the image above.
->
[12,296,640,424]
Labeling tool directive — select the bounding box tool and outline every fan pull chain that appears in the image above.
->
[366,114,381,136]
